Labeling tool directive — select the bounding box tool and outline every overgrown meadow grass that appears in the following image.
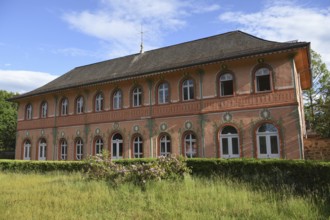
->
[0,172,327,220]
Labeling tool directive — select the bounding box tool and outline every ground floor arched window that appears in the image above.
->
[220,126,239,158]
[112,133,123,159]
[60,139,68,160]
[38,139,47,160]
[184,133,197,158]
[24,140,31,160]
[160,134,171,156]
[256,123,280,158]
[95,137,103,155]
[133,136,143,158]
[76,138,83,160]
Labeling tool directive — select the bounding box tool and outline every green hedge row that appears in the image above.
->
[1,158,329,195]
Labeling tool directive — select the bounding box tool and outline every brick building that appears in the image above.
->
[10,31,311,160]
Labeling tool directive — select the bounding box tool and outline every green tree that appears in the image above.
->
[304,50,330,137]
[0,90,18,150]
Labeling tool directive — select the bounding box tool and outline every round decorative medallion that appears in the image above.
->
[76,130,80,136]
[95,128,100,134]
[185,121,192,130]
[160,123,167,131]
[223,112,232,122]
[133,125,139,132]
[61,131,65,137]
[113,122,119,130]
[260,109,270,119]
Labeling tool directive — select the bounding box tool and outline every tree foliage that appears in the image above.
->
[303,50,330,137]
[0,90,18,150]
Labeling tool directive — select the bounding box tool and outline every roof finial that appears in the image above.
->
[140,24,144,54]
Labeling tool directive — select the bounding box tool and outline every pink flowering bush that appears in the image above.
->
[84,151,190,189]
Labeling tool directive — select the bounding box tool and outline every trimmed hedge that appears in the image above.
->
[1,158,330,195]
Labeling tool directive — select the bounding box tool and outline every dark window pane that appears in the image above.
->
[112,144,117,156]
[189,87,194,99]
[222,126,237,134]
[183,88,188,100]
[222,138,229,155]
[119,143,123,156]
[232,138,239,155]
[221,80,234,96]
[257,75,271,91]
[259,136,267,154]
[270,136,279,154]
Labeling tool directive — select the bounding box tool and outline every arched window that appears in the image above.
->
[113,90,122,110]
[158,82,169,104]
[95,137,103,155]
[76,96,84,114]
[255,68,271,92]
[112,133,123,159]
[256,123,280,158]
[220,73,234,96]
[40,101,48,118]
[184,133,197,158]
[132,87,142,107]
[182,79,194,101]
[23,140,31,160]
[133,136,143,158]
[95,93,104,112]
[75,138,83,160]
[60,139,68,160]
[160,134,171,156]
[220,126,239,158]
[61,98,68,116]
[26,104,32,120]
[38,139,47,160]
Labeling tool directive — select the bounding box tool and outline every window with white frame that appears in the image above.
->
[158,82,169,104]
[184,133,197,158]
[255,68,271,92]
[95,138,103,155]
[182,79,194,101]
[38,139,47,160]
[112,133,123,159]
[95,93,104,112]
[132,87,142,107]
[113,90,122,110]
[160,135,171,156]
[41,101,48,118]
[133,136,143,158]
[76,138,83,160]
[76,96,84,114]
[60,139,68,160]
[220,126,239,158]
[256,123,280,158]
[26,104,32,120]
[24,140,31,160]
[220,73,234,96]
[61,98,68,116]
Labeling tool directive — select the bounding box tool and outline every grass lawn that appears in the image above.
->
[0,172,327,219]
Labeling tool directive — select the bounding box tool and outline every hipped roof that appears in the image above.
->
[10,30,310,101]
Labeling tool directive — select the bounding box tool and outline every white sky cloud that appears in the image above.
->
[0,70,57,94]
[62,0,220,58]
[219,1,330,68]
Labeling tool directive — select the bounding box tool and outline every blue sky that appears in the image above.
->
[1,0,329,93]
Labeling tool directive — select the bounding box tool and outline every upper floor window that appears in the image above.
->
[40,101,48,118]
[220,73,234,96]
[95,92,104,112]
[61,98,68,116]
[255,68,271,92]
[182,79,194,101]
[26,104,32,120]
[76,96,84,114]
[113,90,122,110]
[158,82,169,104]
[132,87,142,107]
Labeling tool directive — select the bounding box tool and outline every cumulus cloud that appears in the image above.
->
[62,0,220,58]
[0,70,57,94]
[219,1,330,68]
